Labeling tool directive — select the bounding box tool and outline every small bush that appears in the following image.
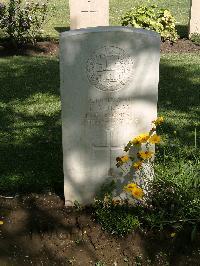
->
[121,4,179,42]
[190,33,200,46]
[148,157,200,226]
[93,117,200,238]
[94,157,200,237]
[0,0,50,46]
[94,197,140,236]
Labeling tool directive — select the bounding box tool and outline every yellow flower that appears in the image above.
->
[124,184,144,200]
[132,137,141,145]
[131,187,144,199]
[132,133,149,144]
[121,155,129,163]
[0,221,4,225]
[138,133,150,143]
[137,151,154,160]
[124,183,137,192]
[133,161,143,170]
[116,155,129,166]
[152,117,164,126]
[148,134,161,144]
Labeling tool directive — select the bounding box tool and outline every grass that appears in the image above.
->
[0,53,199,195]
[159,53,200,150]
[0,0,199,196]
[0,0,191,38]
[0,56,63,194]
[49,0,190,38]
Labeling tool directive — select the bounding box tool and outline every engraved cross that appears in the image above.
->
[93,130,123,177]
[81,0,97,13]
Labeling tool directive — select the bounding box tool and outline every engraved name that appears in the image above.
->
[84,98,138,127]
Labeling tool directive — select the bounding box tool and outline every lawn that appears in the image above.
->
[0,56,63,194]
[159,53,200,149]
[0,0,191,38]
[0,53,199,194]
[48,0,191,38]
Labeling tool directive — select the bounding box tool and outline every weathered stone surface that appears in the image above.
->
[69,0,109,30]
[189,0,200,35]
[60,27,160,205]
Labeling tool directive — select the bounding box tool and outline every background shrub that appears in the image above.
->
[121,4,179,42]
[0,0,50,46]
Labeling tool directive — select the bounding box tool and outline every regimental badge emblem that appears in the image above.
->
[86,46,134,92]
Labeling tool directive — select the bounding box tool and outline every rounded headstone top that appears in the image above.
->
[60,26,160,39]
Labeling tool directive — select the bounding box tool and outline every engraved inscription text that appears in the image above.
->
[84,98,138,128]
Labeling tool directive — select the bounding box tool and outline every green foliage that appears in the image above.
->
[96,180,116,199]
[94,197,140,236]
[0,56,62,195]
[94,117,199,235]
[94,154,200,237]
[147,155,200,227]
[121,4,179,42]
[0,0,190,39]
[0,52,199,236]
[0,0,51,45]
[190,33,200,46]
[141,145,200,233]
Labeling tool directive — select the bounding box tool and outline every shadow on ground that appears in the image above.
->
[176,24,189,38]
[0,53,199,195]
[0,57,63,195]
[54,27,70,33]
[0,46,199,263]
[0,194,199,265]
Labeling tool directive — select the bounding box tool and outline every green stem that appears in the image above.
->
[119,166,126,173]
[160,218,200,224]
[194,128,197,149]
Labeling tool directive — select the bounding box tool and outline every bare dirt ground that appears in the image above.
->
[160,39,200,53]
[0,194,200,266]
[0,39,200,57]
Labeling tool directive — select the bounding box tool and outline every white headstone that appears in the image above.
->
[60,27,160,206]
[69,0,109,30]
[189,0,200,35]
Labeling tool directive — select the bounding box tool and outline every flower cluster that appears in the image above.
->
[124,124,162,152]
[116,117,164,202]
[133,161,143,170]
[137,150,154,160]
[124,183,144,199]
[116,155,133,167]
